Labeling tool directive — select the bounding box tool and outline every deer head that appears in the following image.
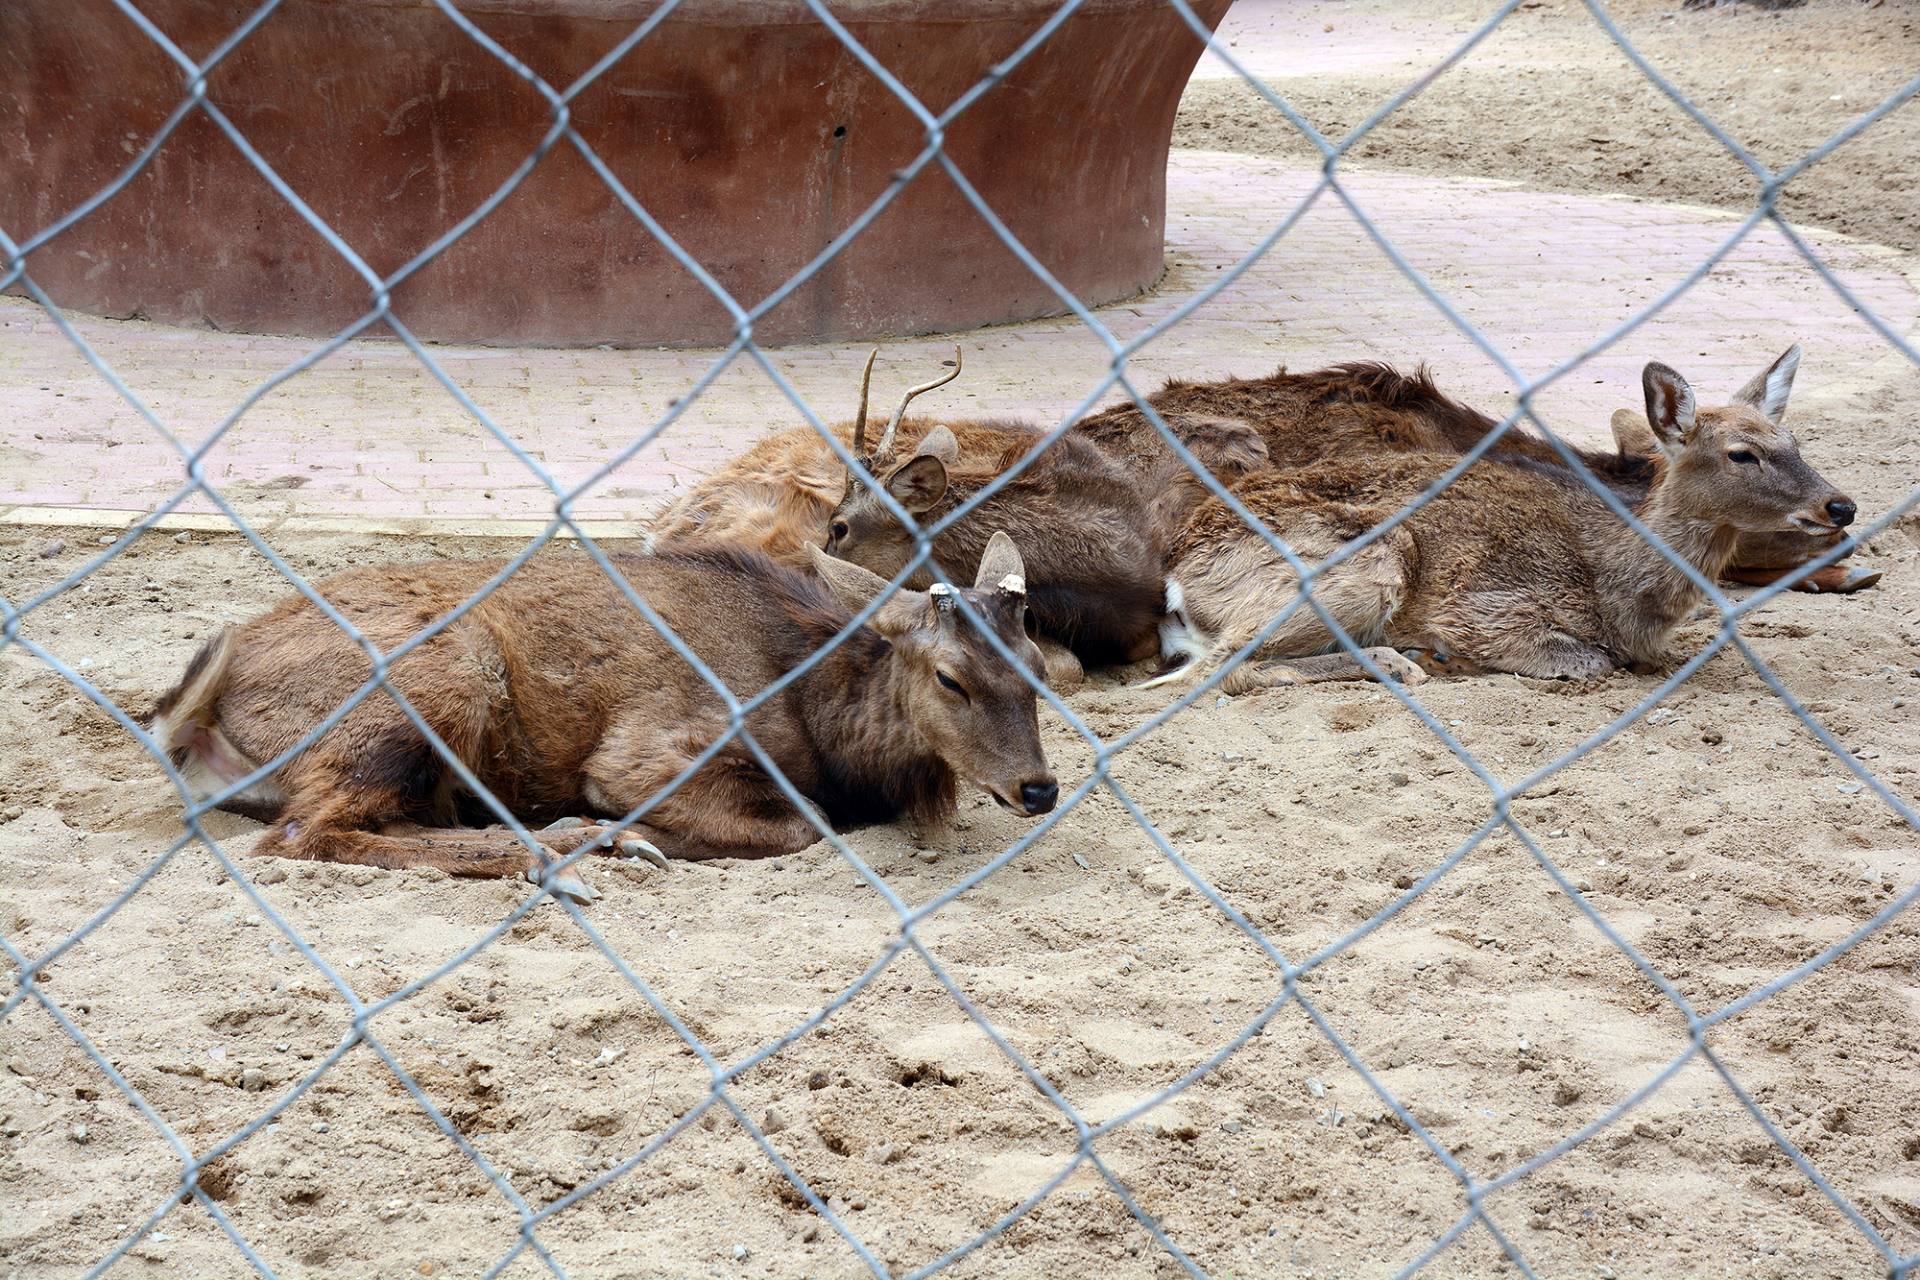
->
[810,532,1057,817]
[824,424,960,582]
[1636,345,1856,537]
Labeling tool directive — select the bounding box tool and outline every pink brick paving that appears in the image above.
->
[2,154,1914,536]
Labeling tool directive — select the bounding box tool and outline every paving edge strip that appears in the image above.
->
[0,505,649,542]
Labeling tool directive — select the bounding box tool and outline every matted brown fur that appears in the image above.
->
[1165,357,1854,689]
[1077,358,1853,584]
[146,542,1055,885]
[824,428,1165,667]
[647,417,1042,574]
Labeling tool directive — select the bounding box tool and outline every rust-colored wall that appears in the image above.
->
[0,0,1230,347]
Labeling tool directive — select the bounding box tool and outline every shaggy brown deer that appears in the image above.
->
[821,422,1167,669]
[1078,344,1874,594]
[655,348,1178,675]
[1155,357,1857,692]
[149,534,1057,901]
[646,348,1017,573]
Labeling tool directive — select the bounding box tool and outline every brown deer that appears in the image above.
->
[1154,357,1857,692]
[653,348,1177,678]
[645,349,1025,573]
[821,423,1168,670]
[1078,344,1875,594]
[148,534,1057,901]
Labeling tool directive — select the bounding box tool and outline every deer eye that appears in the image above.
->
[935,670,968,699]
[829,520,850,541]
[1727,449,1759,465]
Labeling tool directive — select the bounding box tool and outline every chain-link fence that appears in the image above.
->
[3,0,1919,1276]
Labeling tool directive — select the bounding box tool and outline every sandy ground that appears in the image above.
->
[1176,0,1920,253]
[6,2,1920,1278]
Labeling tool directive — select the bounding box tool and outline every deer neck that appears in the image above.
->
[802,636,956,826]
[1590,479,1740,662]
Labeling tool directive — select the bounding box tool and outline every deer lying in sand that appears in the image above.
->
[1154,356,1857,692]
[822,421,1164,670]
[1078,344,1875,594]
[648,350,1025,572]
[149,534,1056,901]
[653,350,1169,675]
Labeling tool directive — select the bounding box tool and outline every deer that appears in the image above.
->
[820,412,1168,672]
[147,532,1057,902]
[1152,355,1858,692]
[1076,344,1876,595]
[652,349,1177,680]
[646,349,1033,574]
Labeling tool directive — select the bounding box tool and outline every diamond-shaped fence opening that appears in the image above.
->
[4,0,1919,1276]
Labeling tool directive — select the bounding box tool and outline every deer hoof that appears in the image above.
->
[541,816,588,832]
[524,864,599,904]
[618,837,670,871]
[1370,648,1429,686]
[1823,566,1883,594]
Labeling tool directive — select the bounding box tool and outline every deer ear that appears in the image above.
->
[1609,407,1659,460]
[809,545,927,634]
[886,454,948,514]
[1641,362,1697,453]
[1731,343,1801,425]
[973,530,1027,593]
[913,425,960,465]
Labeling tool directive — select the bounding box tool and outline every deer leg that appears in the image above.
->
[253,800,602,902]
[1034,637,1085,691]
[1495,631,1615,682]
[1404,649,1489,679]
[1156,525,1413,694]
[1723,563,1882,594]
[579,721,830,862]
[1221,647,1427,693]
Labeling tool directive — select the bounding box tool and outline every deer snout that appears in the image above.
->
[1018,778,1059,816]
[1825,497,1856,528]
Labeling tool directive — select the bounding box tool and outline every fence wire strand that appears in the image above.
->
[2,1,1918,1276]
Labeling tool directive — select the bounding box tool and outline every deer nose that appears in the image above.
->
[1019,779,1059,815]
[1826,498,1856,528]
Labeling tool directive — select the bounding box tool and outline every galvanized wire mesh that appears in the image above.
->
[3,1,1919,1276]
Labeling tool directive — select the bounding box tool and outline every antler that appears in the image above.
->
[849,347,879,458]
[875,345,962,458]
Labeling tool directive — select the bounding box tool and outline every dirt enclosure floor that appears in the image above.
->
[5,2,1920,1278]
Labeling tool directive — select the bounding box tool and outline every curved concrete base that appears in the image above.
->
[0,0,1229,346]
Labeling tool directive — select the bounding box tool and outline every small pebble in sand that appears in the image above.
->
[1305,1078,1326,1099]
[915,849,938,864]
[762,1107,789,1135]
[173,531,190,544]
[97,533,114,545]
[732,1244,749,1261]
[1072,853,1091,871]
[70,1124,89,1144]
[240,1068,268,1092]
[38,539,65,558]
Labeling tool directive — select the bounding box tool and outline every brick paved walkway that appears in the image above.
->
[2,149,1914,538]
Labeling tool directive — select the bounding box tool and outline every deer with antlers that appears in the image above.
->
[651,349,1173,677]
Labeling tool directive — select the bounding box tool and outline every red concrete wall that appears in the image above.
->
[0,0,1231,347]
